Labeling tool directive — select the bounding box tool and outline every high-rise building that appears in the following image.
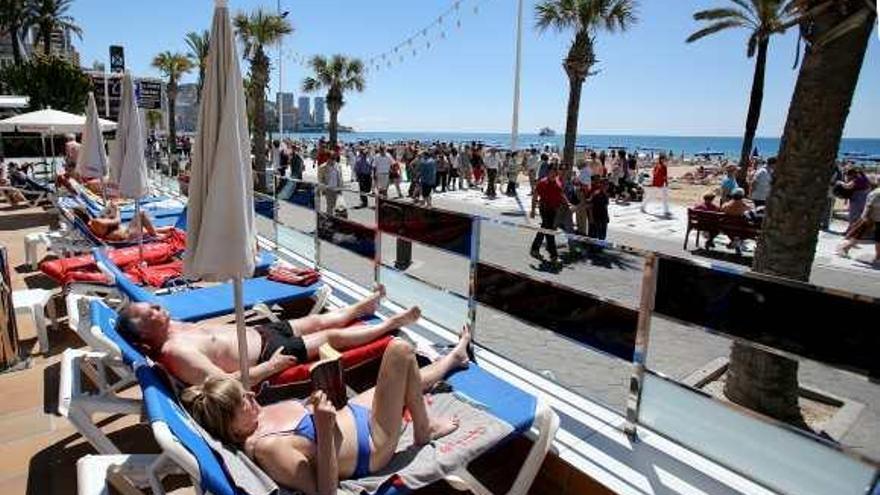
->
[313,97,326,126]
[297,96,311,129]
[277,92,296,133]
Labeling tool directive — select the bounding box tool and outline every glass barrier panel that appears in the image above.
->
[475,261,638,361]
[654,256,880,379]
[377,198,473,258]
[379,264,469,333]
[276,179,316,210]
[640,372,878,495]
[317,212,376,259]
[277,225,315,264]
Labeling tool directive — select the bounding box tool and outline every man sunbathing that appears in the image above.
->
[182,328,471,494]
[116,286,421,386]
[71,202,174,242]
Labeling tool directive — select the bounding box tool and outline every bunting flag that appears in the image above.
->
[284,0,490,76]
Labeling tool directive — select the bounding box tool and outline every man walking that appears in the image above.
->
[530,166,569,264]
[354,149,373,208]
[641,154,670,217]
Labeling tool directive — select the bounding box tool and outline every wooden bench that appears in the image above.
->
[684,208,762,252]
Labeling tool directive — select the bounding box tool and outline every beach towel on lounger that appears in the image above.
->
[339,391,514,495]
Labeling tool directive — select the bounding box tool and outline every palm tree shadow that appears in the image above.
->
[560,244,639,271]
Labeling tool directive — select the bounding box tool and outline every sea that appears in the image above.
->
[283,131,880,161]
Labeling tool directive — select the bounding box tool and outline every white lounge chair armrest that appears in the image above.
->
[77,454,159,495]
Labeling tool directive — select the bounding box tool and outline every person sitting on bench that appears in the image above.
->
[116,285,421,386]
[181,328,471,493]
[71,202,174,242]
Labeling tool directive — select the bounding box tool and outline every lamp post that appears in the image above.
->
[510,0,524,151]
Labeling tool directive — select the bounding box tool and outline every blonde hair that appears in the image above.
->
[180,376,245,446]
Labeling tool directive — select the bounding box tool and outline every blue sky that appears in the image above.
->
[70,0,878,137]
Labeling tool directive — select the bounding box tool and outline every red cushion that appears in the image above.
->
[39,237,185,286]
[264,334,394,388]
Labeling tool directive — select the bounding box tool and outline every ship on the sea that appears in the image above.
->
[538,126,556,137]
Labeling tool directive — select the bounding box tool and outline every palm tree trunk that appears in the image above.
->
[167,82,178,158]
[737,38,769,186]
[725,4,875,427]
[562,75,583,171]
[42,26,52,55]
[251,51,269,192]
[10,25,22,64]
[328,106,339,149]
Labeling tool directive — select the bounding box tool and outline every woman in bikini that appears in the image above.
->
[182,328,471,495]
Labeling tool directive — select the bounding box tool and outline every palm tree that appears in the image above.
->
[233,8,292,192]
[301,55,366,148]
[152,51,193,157]
[146,109,163,132]
[26,0,81,55]
[687,0,796,186]
[535,0,637,170]
[0,0,29,64]
[729,0,876,425]
[185,30,210,103]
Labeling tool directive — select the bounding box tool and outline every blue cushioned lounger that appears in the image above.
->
[139,357,554,495]
[139,364,240,495]
[94,249,320,322]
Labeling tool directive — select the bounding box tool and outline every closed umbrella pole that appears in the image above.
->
[114,72,150,264]
[185,0,257,389]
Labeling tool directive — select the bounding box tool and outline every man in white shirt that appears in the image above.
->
[372,146,393,196]
[526,148,540,194]
[321,154,342,215]
[749,158,773,207]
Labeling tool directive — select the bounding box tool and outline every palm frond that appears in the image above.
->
[747,31,759,56]
[686,20,744,43]
[301,77,320,93]
[534,0,577,33]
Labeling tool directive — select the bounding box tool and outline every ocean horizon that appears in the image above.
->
[283,131,880,160]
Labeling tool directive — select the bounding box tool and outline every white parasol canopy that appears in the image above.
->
[110,72,149,198]
[0,107,116,134]
[76,93,109,179]
[184,0,257,387]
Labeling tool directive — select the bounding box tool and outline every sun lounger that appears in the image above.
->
[136,357,557,495]
[1,183,50,206]
[93,248,318,321]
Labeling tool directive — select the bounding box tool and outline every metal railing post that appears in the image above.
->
[314,184,322,271]
[467,216,481,341]
[374,196,383,288]
[625,252,658,438]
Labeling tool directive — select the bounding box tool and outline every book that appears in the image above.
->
[309,343,348,409]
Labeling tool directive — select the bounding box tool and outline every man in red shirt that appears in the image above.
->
[641,154,670,217]
[530,166,569,262]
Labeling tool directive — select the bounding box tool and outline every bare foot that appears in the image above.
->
[430,416,460,440]
[356,285,385,316]
[389,306,421,328]
[449,326,471,369]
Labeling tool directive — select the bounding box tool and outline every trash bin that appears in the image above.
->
[395,238,412,270]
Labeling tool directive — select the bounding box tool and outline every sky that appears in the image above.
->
[69,0,879,137]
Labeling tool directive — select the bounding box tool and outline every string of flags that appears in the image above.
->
[281,0,492,76]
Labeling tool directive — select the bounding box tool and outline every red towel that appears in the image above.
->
[268,265,320,286]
